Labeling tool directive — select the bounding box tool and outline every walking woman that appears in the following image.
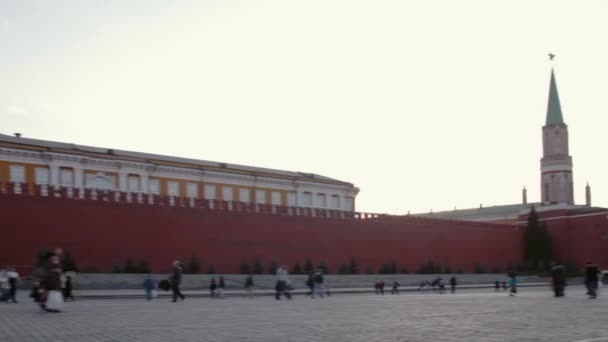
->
[508,272,517,296]
[170,260,185,302]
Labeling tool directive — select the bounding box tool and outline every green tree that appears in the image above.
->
[338,263,349,274]
[137,260,150,274]
[111,264,122,273]
[474,264,486,274]
[304,258,314,274]
[253,257,263,275]
[123,257,136,273]
[35,249,49,268]
[185,255,201,274]
[206,264,216,274]
[399,267,409,274]
[318,260,329,274]
[417,260,436,274]
[62,251,79,272]
[292,262,302,274]
[348,256,358,274]
[444,265,452,274]
[524,207,553,272]
[268,259,278,275]
[240,261,251,274]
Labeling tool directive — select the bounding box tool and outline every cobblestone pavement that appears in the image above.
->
[1,286,606,342]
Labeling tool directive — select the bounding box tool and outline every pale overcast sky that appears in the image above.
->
[1,0,607,214]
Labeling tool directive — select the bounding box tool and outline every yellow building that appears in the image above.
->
[0,133,358,211]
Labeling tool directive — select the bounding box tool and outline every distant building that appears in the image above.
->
[0,134,359,211]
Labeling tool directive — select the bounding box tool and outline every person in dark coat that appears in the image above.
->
[63,275,75,301]
[42,265,63,312]
[30,279,41,303]
[449,277,457,294]
[494,280,500,291]
[170,260,185,302]
[210,278,217,298]
[245,274,254,298]
[584,261,600,299]
[551,262,567,297]
[391,281,400,295]
[218,276,226,299]
[306,274,314,297]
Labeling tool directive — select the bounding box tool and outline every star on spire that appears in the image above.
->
[548,53,556,60]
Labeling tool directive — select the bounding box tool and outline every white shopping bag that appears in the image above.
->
[46,290,64,311]
[151,290,158,298]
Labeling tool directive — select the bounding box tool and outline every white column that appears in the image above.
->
[50,164,60,189]
[74,167,84,198]
[141,174,149,194]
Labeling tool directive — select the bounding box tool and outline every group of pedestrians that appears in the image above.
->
[209,276,226,298]
[417,277,457,294]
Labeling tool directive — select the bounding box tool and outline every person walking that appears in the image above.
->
[508,272,517,296]
[244,274,254,298]
[0,267,10,302]
[306,273,314,297]
[43,263,64,312]
[449,277,457,294]
[7,267,20,303]
[551,262,567,297]
[391,280,400,295]
[311,269,325,299]
[170,260,185,302]
[209,277,217,298]
[217,276,226,299]
[38,248,64,311]
[63,275,75,301]
[584,261,600,299]
[143,275,156,301]
[275,265,292,300]
[494,280,500,291]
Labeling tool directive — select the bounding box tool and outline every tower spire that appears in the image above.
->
[546,69,565,125]
[540,63,574,206]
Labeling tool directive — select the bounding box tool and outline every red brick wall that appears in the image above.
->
[519,209,608,269]
[1,194,523,274]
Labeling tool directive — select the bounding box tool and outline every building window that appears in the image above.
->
[255,189,266,204]
[316,193,327,208]
[239,188,251,202]
[302,192,312,206]
[222,186,233,201]
[187,183,198,198]
[149,179,160,195]
[60,169,74,186]
[127,175,140,192]
[204,184,216,200]
[287,192,296,206]
[330,195,340,209]
[168,181,180,196]
[271,191,281,205]
[345,197,354,211]
[9,165,25,183]
[35,167,50,185]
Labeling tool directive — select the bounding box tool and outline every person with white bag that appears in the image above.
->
[43,263,64,312]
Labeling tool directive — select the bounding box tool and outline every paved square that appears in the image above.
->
[1,286,606,342]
